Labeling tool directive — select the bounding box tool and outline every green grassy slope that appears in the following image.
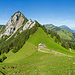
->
[28,27,74,56]
[0,51,75,75]
[57,29,74,40]
[3,42,37,63]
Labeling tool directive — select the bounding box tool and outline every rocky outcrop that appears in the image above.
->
[23,19,32,31]
[0,11,25,38]
[29,21,36,29]
[0,11,36,40]
[23,19,36,31]
[5,11,21,35]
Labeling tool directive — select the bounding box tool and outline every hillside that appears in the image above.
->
[45,24,75,40]
[3,42,36,63]
[0,27,75,74]
[28,28,74,55]
[59,25,74,33]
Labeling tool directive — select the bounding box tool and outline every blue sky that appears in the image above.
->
[0,0,75,29]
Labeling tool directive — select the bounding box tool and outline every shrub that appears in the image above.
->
[61,41,69,49]
[12,47,18,53]
[0,54,7,62]
[2,55,7,61]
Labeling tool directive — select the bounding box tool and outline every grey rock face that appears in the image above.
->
[0,11,36,40]
[29,21,36,29]
[23,19,36,31]
[23,19,32,31]
[0,11,24,38]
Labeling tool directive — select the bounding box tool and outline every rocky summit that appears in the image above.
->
[0,11,36,40]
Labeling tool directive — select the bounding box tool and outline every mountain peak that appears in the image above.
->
[0,11,28,38]
[11,11,21,18]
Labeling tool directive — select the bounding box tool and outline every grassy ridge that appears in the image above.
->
[28,27,75,56]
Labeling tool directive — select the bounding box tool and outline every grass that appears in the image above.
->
[28,27,75,56]
[4,42,37,63]
[0,27,75,75]
[57,29,74,40]
[0,51,75,75]
[70,49,75,53]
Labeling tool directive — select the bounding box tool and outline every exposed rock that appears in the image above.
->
[0,11,26,40]
[0,11,36,40]
[5,11,21,35]
[14,34,17,38]
[29,21,36,29]
[20,30,23,33]
[6,14,24,40]
[23,19,32,31]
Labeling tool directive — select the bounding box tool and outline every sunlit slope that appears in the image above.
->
[1,51,75,75]
[4,42,37,63]
[28,27,74,56]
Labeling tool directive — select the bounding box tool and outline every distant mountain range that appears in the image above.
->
[59,25,75,33]
[45,24,75,40]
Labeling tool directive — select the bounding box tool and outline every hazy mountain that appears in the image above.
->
[45,24,61,31]
[59,25,74,33]
[45,24,75,40]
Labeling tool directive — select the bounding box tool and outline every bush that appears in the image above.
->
[0,58,2,62]
[0,54,7,62]
[61,41,69,49]
[55,37,58,43]
[12,47,18,53]
[2,55,7,61]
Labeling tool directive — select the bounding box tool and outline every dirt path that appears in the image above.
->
[38,47,73,57]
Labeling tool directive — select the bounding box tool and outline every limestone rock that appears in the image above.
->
[29,21,36,29]
[23,19,32,31]
[0,11,25,39]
